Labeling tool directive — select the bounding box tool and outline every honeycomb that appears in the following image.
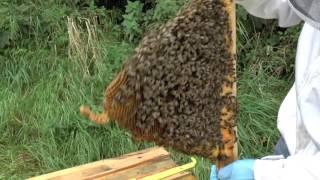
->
[80,0,237,168]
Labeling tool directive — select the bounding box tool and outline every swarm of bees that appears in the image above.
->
[80,0,237,167]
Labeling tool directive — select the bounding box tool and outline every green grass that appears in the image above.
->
[0,1,299,179]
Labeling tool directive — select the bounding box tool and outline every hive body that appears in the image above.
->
[81,0,237,167]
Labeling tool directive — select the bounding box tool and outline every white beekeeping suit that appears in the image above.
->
[236,0,320,179]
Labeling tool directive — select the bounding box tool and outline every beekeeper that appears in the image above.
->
[210,0,320,179]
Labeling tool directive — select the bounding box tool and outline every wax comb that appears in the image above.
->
[80,0,238,168]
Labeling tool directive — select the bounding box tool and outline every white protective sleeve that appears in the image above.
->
[236,0,301,27]
[254,23,320,180]
[235,0,320,179]
[253,153,320,180]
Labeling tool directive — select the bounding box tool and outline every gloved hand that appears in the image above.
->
[210,159,255,180]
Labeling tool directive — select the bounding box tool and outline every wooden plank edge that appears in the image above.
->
[27,147,169,180]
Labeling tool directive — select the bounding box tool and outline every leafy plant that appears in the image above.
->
[150,0,183,23]
[121,0,188,43]
[121,1,144,43]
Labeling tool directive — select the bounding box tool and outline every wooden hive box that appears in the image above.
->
[28,147,196,180]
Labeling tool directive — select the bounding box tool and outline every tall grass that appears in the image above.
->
[0,0,299,179]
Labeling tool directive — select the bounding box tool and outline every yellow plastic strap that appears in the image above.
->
[130,157,197,180]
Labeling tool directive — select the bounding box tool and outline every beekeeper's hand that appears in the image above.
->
[210,159,255,180]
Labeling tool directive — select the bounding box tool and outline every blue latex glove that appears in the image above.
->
[210,160,255,180]
[210,165,219,180]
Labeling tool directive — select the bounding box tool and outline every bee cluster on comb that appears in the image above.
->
[81,0,237,167]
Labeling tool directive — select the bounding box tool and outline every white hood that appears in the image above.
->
[288,0,320,29]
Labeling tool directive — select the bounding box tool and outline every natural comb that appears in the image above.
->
[80,0,238,168]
